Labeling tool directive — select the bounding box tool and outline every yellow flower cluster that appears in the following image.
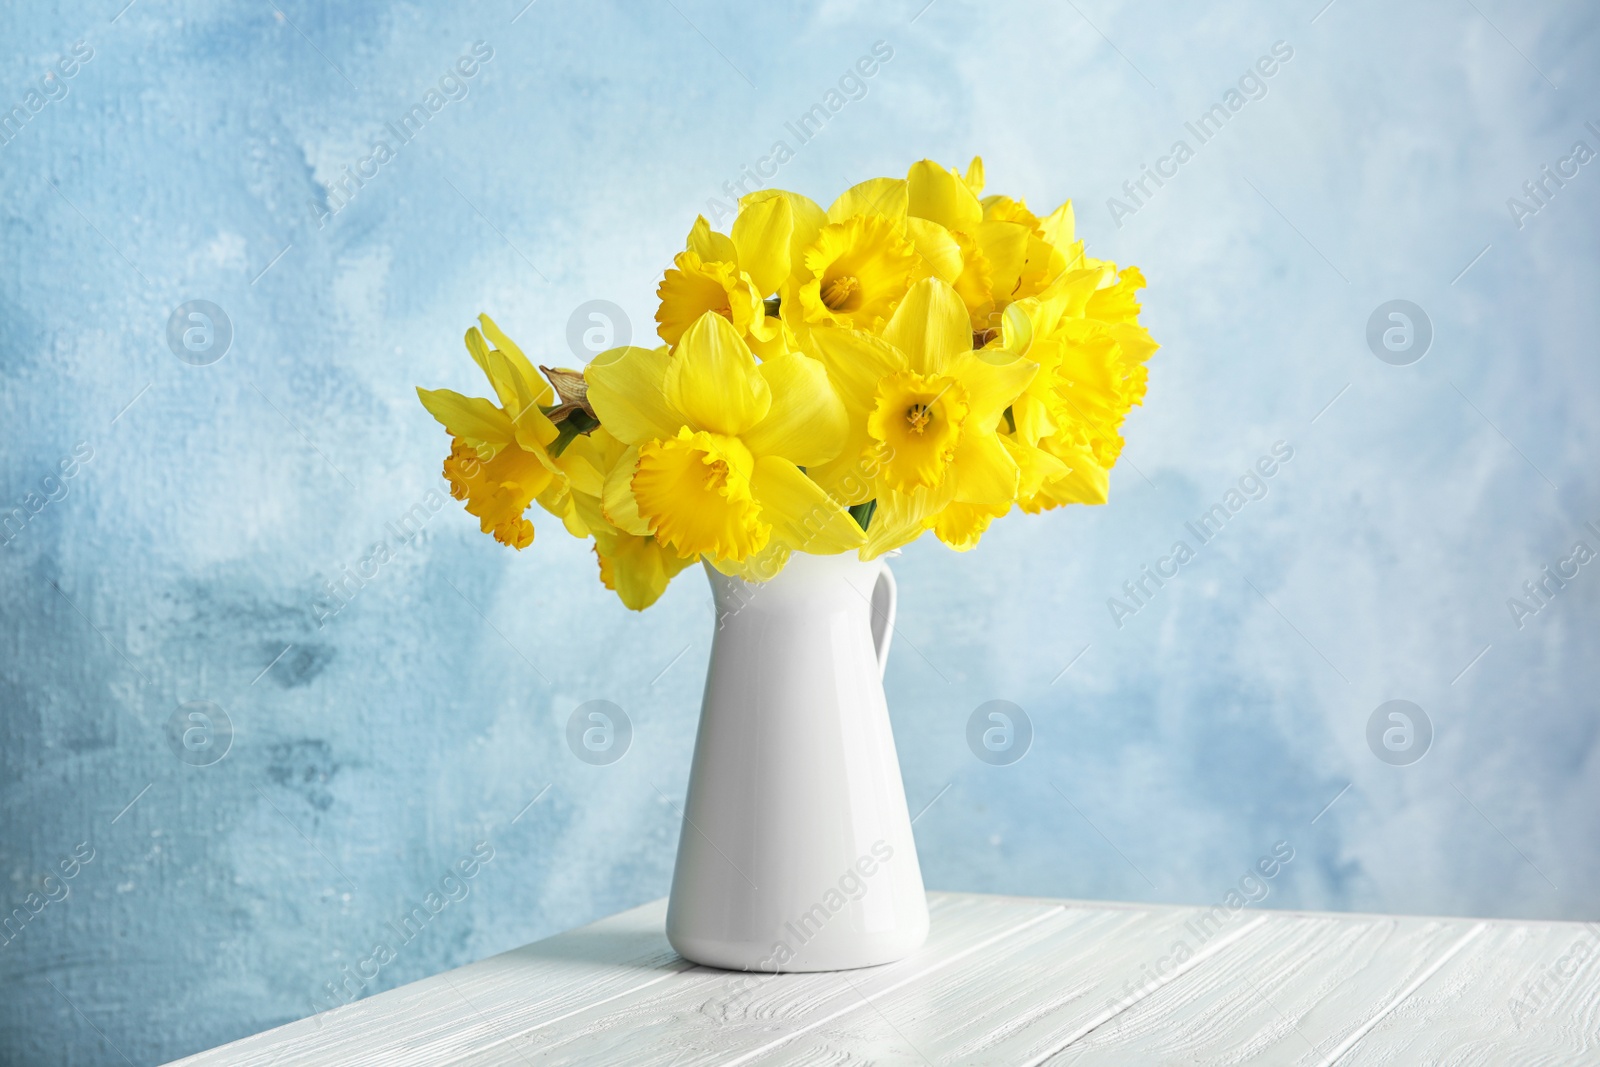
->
[418,158,1157,609]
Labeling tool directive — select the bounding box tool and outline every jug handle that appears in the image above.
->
[870,561,897,679]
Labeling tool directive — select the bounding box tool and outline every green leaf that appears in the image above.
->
[847,499,877,532]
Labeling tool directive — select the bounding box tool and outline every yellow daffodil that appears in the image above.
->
[655,204,799,356]
[593,529,696,608]
[419,315,566,549]
[906,157,1090,337]
[777,173,964,344]
[558,427,695,610]
[656,248,762,346]
[807,277,1036,556]
[994,264,1158,512]
[931,501,1011,552]
[584,311,864,575]
[417,161,1157,605]
[796,213,920,332]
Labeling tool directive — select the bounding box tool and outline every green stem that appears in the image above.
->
[848,499,877,532]
[549,410,600,456]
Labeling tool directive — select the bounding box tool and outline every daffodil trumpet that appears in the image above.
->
[416,158,1157,609]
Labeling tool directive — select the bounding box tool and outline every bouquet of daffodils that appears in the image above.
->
[418,158,1157,609]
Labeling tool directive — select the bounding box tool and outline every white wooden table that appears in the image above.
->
[170,893,1600,1065]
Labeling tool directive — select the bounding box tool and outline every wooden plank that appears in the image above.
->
[753,902,1266,1066]
[165,892,1600,1067]
[163,899,687,1067]
[434,893,1064,1066]
[1042,915,1480,1066]
[1327,920,1600,1065]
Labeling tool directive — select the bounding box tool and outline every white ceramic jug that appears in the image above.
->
[665,551,930,972]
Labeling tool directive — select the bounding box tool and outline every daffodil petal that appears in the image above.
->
[664,312,772,436]
[904,217,965,284]
[804,426,876,506]
[932,500,1008,551]
[1109,322,1160,364]
[827,177,907,225]
[464,327,520,414]
[743,351,848,467]
[750,456,865,555]
[1032,438,1110,507]
[417,387,513,453]
[601,443,653,536]
[686,215,737,262]
[948,350,1037,428]
[708,541,791,584]
[463,327,499,389]
[1011,392,1056,446]
[731,194,793,297]
[553,433,606,497]
[1053,266,1114,318]
[976,220,1031,303]
[487,350,560,452]
[964,156,985,196]
[478,314,552,405]
[952,430,1020,505]
[1018,231,1068,297]
[742,189,827,280]
[988,299,1038,362]
[561,504,590,539]
[585,345,684,445]
[883,277,972,375]
[808,328,907,413]
[536,478,572,521]
[593,528,693,611]
[1085,267,1149,329]
[860,483,952,559]
[1001,434,1070,500]
[907,159,983,232]
[1040,199,1076,249]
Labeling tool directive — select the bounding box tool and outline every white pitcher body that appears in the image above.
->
[665,551,929,971]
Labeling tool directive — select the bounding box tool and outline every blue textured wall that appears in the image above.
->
[3,1,1597,1062]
